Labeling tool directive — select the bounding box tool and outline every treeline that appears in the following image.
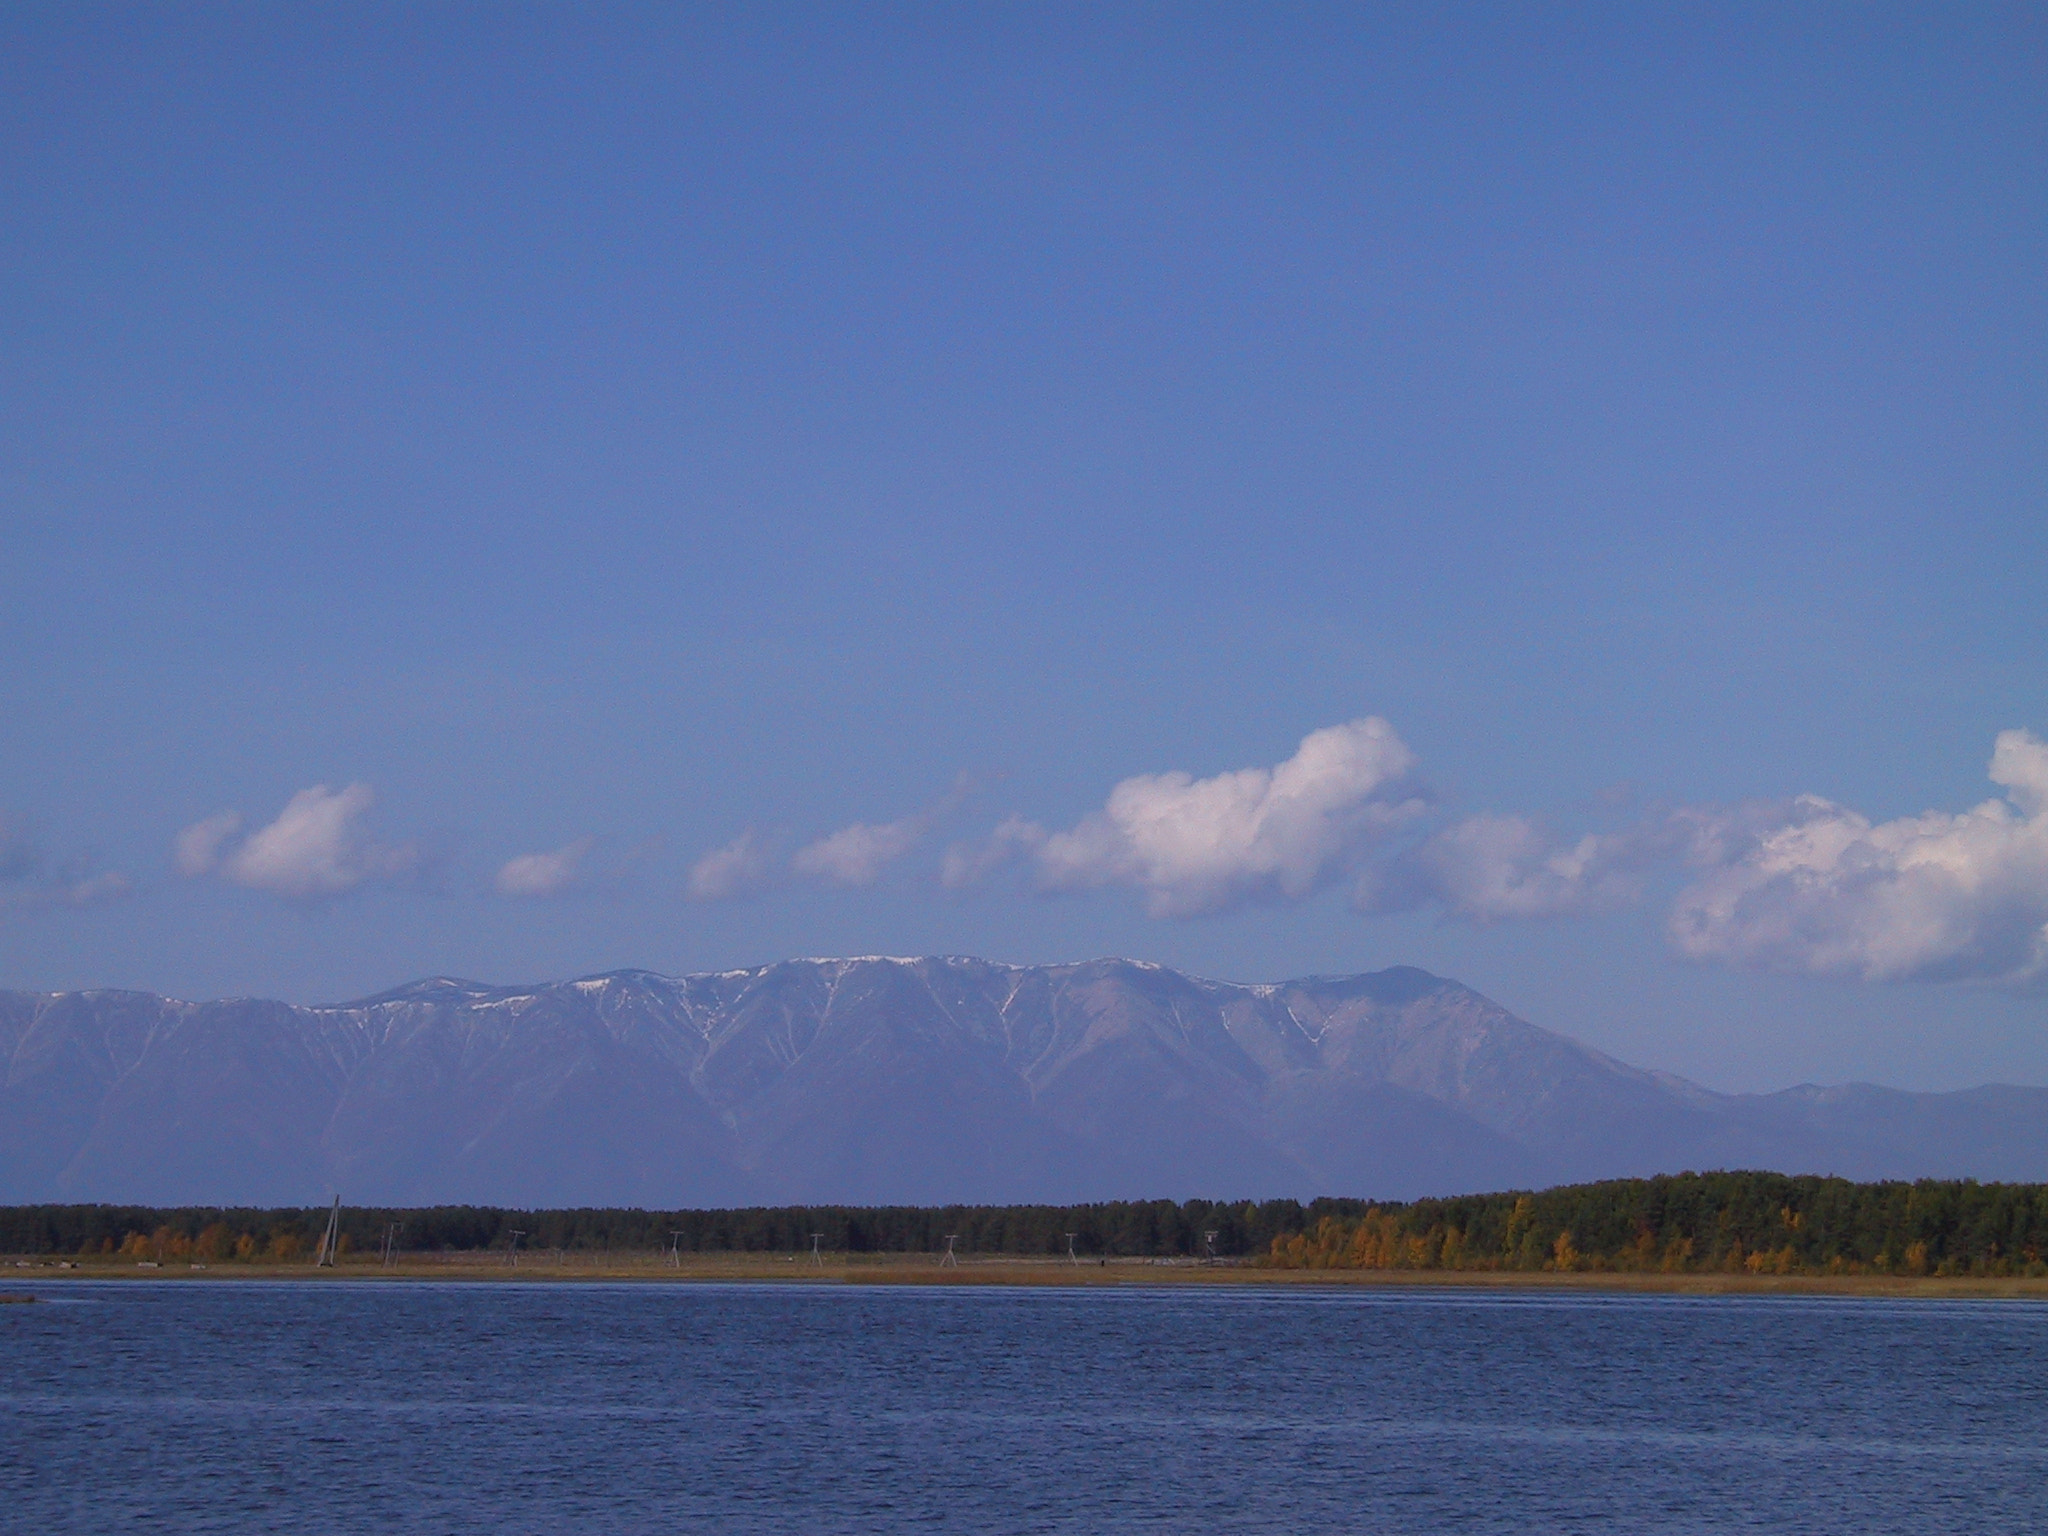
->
[1266,1173,2048,1278]
[0,1197,1348,1262]
[7,1174,2046,1276]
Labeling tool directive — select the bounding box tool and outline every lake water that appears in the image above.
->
[2,1280,2044,1533]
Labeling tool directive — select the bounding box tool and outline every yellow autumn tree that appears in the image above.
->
[1438,1225,1466,1270]
[1549,1230,1580,1272]
[1502,1197,1533,1262]
[1348,1210,1401,1269]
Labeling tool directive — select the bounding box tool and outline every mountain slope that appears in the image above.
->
[2,957,2042,1205]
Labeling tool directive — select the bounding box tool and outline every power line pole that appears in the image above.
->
[940,1234,958,1268]
[507,1230,526,1268]
[810,1233,823,1268]
[1065,1232,1079,1266]
[314,1196,341,1268]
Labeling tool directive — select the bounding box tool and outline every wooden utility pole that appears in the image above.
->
[314,1197,341,1267]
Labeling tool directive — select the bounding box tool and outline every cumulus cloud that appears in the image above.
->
[496,837,597,898]
[1363,813,1644,921]
[51,870,134,907]
[688,829,774,902]
[0,817,132,911]
[173,812,243,877]
[793,815,928,888]
[941,815,1047,890]
[657,721,2048,992]
[1668,730,2048,984]
[1032,718,1428,918]
[786,775,976,890]
[1,870,134,912]
[177,784,416,901]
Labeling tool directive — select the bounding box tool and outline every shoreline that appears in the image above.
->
[9,1253,2048,1299]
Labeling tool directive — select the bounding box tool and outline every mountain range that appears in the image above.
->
[3,956,2043,1207]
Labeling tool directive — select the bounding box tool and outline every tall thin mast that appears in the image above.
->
[315,1196,341,1267]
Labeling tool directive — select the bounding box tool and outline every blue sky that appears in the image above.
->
[3,4,2043,1092]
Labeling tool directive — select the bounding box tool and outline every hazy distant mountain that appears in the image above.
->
[2,957,2043,1206]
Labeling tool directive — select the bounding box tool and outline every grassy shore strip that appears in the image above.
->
[7,1252,2048,1298]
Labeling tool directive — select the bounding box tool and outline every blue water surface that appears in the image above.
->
[2,1280,2044,1533]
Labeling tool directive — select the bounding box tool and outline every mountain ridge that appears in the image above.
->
[4,956,2043,1206]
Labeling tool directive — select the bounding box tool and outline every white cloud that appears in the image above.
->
[178,784,416,901]
[1994,727,2048,816]
[173,812,242,877]
[940,815,1047,890]
[496,837,597,898]
[688,829,774,901]
[793,815,927,888]
[0,817,132,911]
[49,871,133,907]
[1364,813,1642,920]
[656,724,2048,987]
[1668,730,2048,984]
[788,775,976,890]
[0,874,134,911]
[0,866,132,912]
[1034,718,1427,918]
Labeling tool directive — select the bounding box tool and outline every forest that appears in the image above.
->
[4,1172,2045,1276]
[1264,1172,2048,1277]
[0,1195,1315,1263]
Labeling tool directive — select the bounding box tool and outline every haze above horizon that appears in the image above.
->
[2,6,2043,1094]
